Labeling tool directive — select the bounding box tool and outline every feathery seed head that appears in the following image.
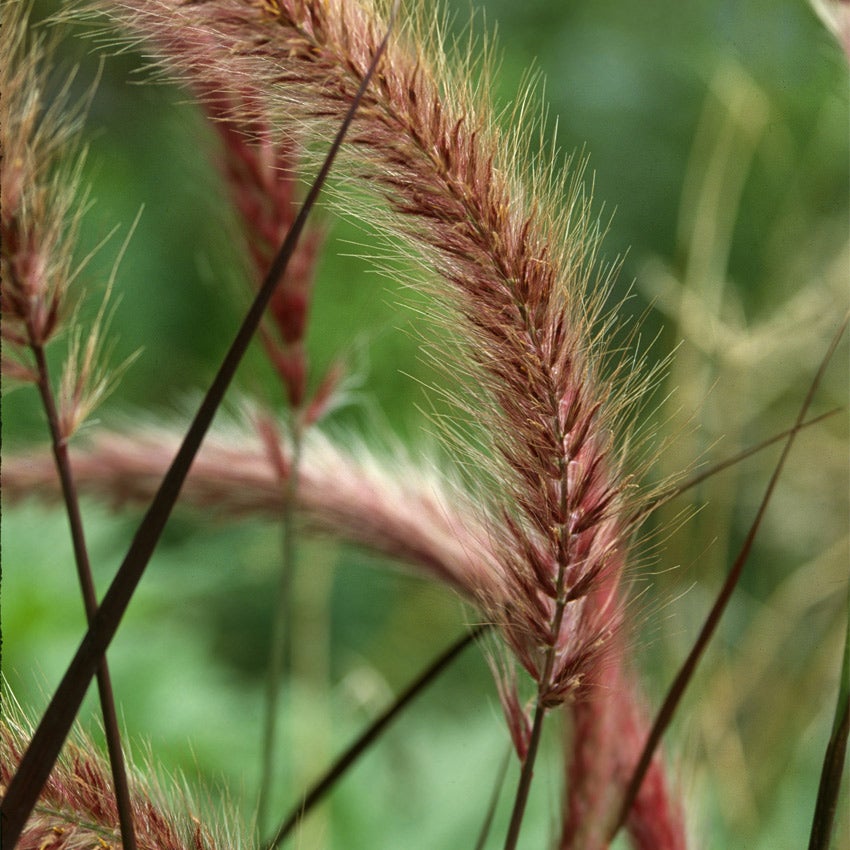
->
[1,1,131,438]
[0,415,500,597]
[1,694,238,850]
[0,4,88,354]
[4,2,692,844]
[80,0,658,704]
[207,98,324,408]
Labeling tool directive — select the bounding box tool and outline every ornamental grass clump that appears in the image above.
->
[2,1,847,849]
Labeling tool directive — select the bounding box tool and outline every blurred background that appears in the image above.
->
[3,1,848,848]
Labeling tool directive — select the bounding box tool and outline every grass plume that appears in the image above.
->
[83,15,671,839]
[1,689,241,850]
[2,1,845,848]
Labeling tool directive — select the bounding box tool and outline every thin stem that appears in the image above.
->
[807,577,850,850]
[610,316,849,841]
[264,623,488,849]
[474,748,512,850]
[0,19,395,842]
[809,95,850,850]
[29,339,137,850]
[502,700,547,850]
[257,421,302,837]
[630,408,842,525]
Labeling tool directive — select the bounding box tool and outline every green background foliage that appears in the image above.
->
[3,1,848,847]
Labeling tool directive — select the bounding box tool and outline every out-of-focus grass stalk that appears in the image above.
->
[264,623,487,849]
[807,577,850,850]
[807,11,849,844]
[611,317,849,842]
[257,420,302,838]
[474,748,511,850]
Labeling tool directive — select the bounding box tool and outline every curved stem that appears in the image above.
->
[502,573,573,850]
[30,339,137,850]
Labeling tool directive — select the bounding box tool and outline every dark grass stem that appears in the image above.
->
[610,316,850,842]
[807,580,850,850]
[264,623,489,850]
[0,14,396,842]
[474,748,512,850]
[257,421,303,839]
[28,338,138,850]
[502,699,547,850]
